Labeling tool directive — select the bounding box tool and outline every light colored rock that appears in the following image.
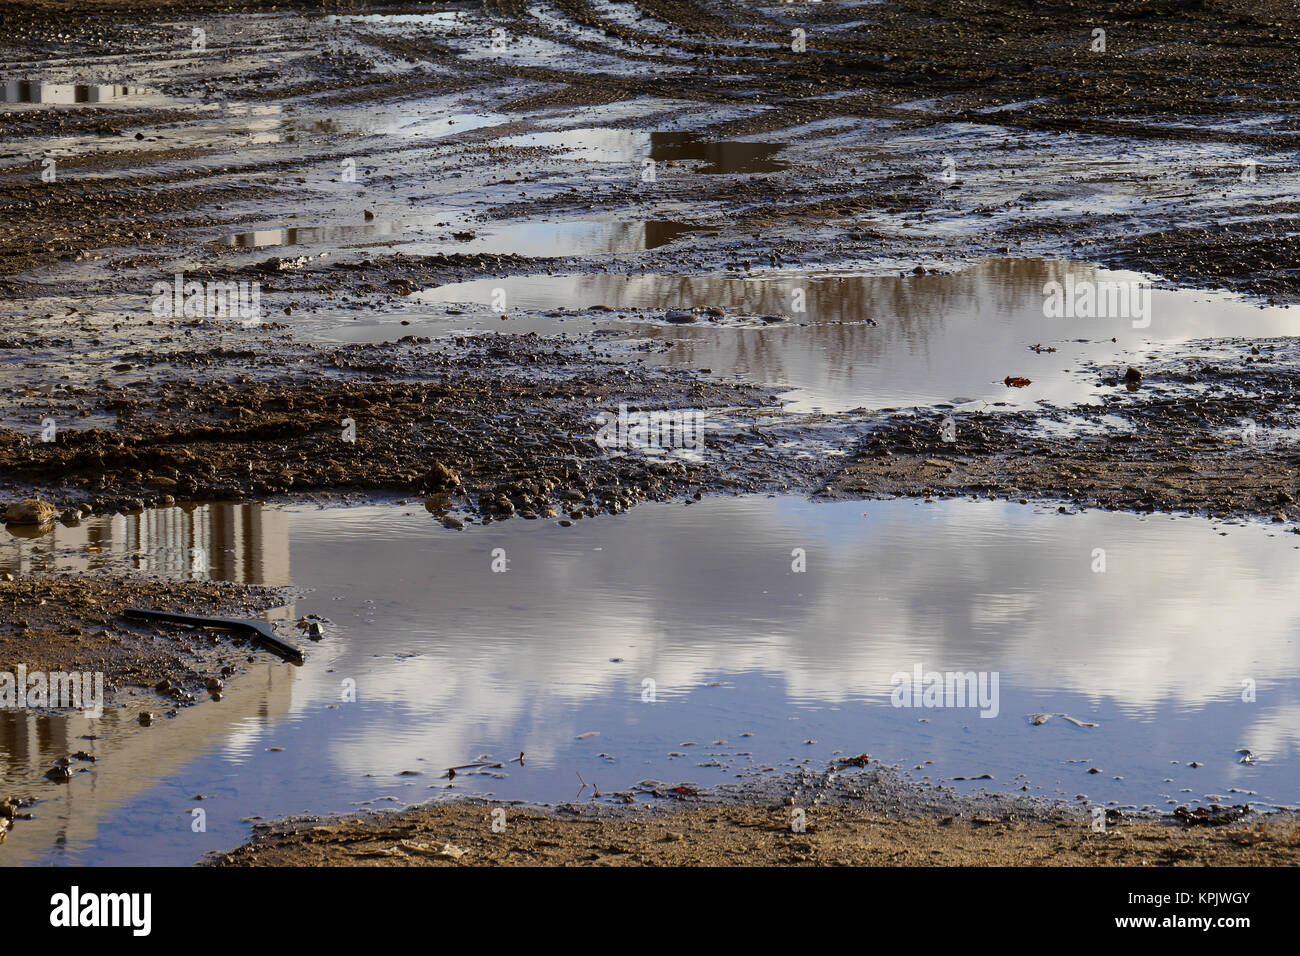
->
[4,498,56,525]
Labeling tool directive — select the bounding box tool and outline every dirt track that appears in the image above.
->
[1,0,1297,293]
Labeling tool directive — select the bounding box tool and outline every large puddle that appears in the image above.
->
[3,497,1299,864]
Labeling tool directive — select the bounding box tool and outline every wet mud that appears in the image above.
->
[3,0,1299,865]
[0,572,290,843]
[3,0,1298,525]
[0,325,822,521]
[0,574,291,709]
[831,338,1300,524]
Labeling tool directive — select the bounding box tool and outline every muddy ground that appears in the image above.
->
[2,0,1299,864]
[0,571,290,844]
[5,325,1300,526]
[0,573,292,711]
[0,322,827,521]
[831,337,1300,522]
[2,0,1298,524]
[212,784,1300,866]
[1,0,1298,296]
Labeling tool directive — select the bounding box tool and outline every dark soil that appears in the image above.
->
[829,338,1300,524]
[0,324,828,521]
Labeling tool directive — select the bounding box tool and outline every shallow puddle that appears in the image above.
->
[222,218,708,255]
[0,81,173,106]
[3,497,1299,864]
[411,258,1299,411]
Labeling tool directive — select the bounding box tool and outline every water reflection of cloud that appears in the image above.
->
[15,497,1299,807]
[268,498,1300,780]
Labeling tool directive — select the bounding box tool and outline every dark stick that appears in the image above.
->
[122,608,304,663]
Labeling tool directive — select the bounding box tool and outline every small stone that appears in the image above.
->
[426,462,461,492]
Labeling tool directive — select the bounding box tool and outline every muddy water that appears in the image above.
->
[404,257,1300,411]
[3,497,1299,865]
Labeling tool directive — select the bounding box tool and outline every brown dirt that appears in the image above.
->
[210,798,1300,866]
[0,572,293,711]
[0,325,817,521]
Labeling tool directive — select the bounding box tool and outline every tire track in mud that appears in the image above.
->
[2,3,1299,365]
[361,0,1300,159]
[490,0,1300,131]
